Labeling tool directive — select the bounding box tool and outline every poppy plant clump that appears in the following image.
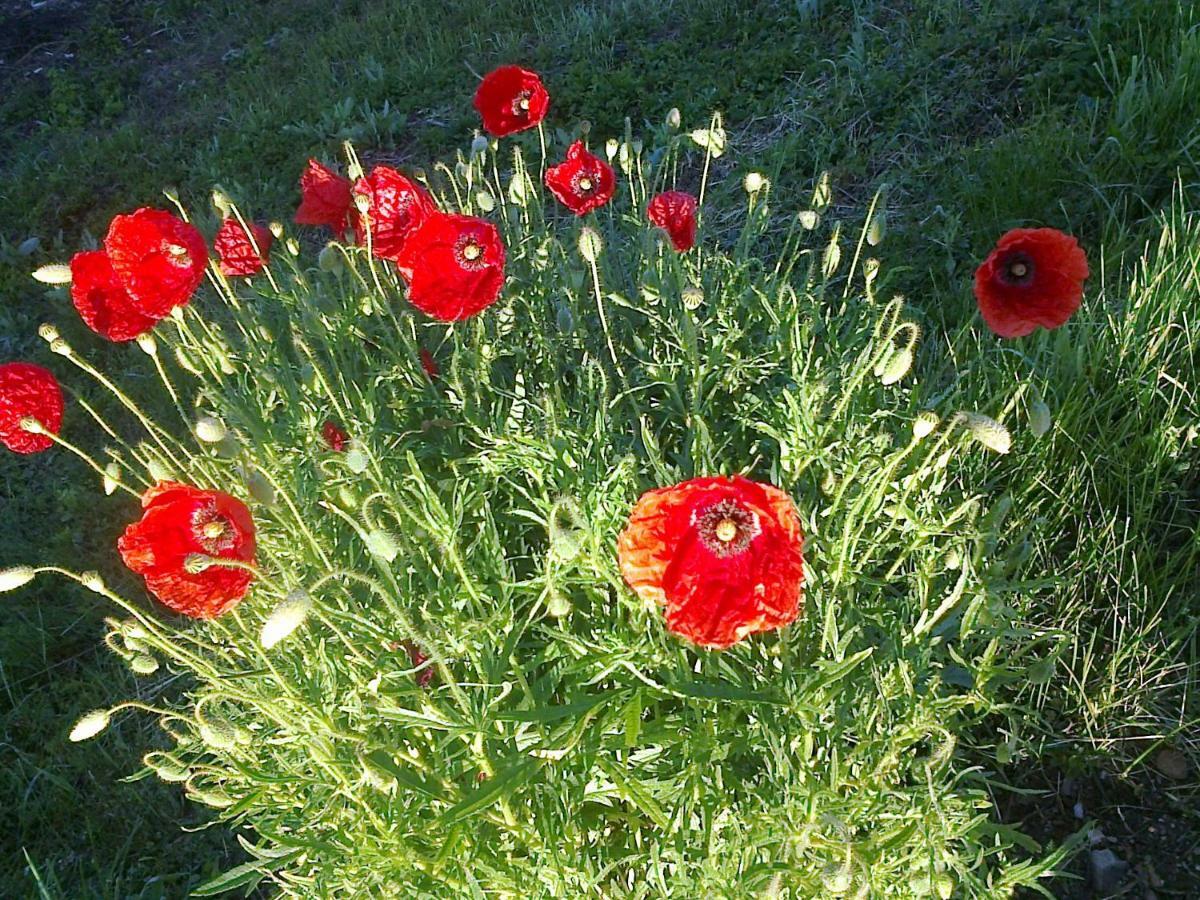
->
[8,62,1076,897]
[974,227,1089,338]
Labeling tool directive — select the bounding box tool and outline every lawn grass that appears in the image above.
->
[2,0,1197,894]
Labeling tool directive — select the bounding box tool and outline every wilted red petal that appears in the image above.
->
[295,159,354,239]
[214,218,273,277]
[647,191,698,251]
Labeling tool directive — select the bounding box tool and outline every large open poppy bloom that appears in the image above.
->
[473,65,550,137]
[118,481,256,618]
[214,218,273,277]
[352,166,436,261]
[295,159,354,239]
[974,228,1089,338]
[104,208,209,318]
[0,362,64,454]
[69,250,161,342]
[545,141,616,215]
[647,191,698,251]
[617,475,804,649]
[396,212,506,321]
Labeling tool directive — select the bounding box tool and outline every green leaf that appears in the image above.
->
[439,759,542,826]
[494,690,622,723]
[190,849,302,896]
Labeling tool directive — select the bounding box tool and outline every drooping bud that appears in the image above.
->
[318,243,342,273]
[145,752,190,782]
[197,711,237,751]
[260,589,313,649]
[475,190,496,214]
[245,469,276,506]
[1028,389,1052,437]
[69,709,111,742]
[194,416,227,443]
[286,238,301,256]
[0,566,36,592]
[131,654,160,675]
[268,221,284,238]
[578,227,603,263]
[959,412,1011,454]
[546,587,572,618]
[507,174,527,206]
[471,133,489,156]
[32,264,73,285]
[365,529,400,563]
[18,236,40,256]
[797,210,820,230]
[879,348,913,386]
[344,444,369,474]
[211,189,233,216]
[102,460,121,495]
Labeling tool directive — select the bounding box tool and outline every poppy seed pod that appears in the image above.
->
[38,323,60,342]
[913,412,939,440]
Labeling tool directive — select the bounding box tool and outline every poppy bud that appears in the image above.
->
[934,874,955,899]
[18,237,39,255]
[0,566,36,592]
[188,786,235,808]
[194,416,226,443]
[365,529,400,563]
[507,174,527,206]
[666,107,681,130]
[103,461,121,495]
[578,227,603,263]
[820,861,854,894]
[318,244,342,273]
[260,588,313,649]
[38,323,60,342]
[546,588,572,618]
[245,469,276,506]
[743,172,767,195]
[69,709,111,742]
[913,412,939,440]
[80,570,105,593]
[345,445,369,474]
[136,333,158,356]
[555,304,574,334]
[471,134,489,156]
[878,348,913,385]
[864,257,880,287]
[959,412,1011,454]
[797,210,820,230]
[282,238,299,257]
[211,189,232,216]
[32,264,73,285]
[475,190,496,213]
[1028,390,1052,437]
[197,713,237,751]
[131,654,159,675]
[145,752,190,782]
[175,347,202,375]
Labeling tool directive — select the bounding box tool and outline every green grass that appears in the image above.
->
[1,0,1197,895]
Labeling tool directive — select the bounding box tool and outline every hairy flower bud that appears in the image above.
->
[665,107,681,130]
[0,566,36,592]
[131,654,160,675]
[318,243,342,273]
[32,264,73,285]
[194,416,227,443]
[365,529,399,563]
[69,709,111,742]
[103,460,121,495]
[879,348,913,385]
[959,412,1011,454]
[260,589,313,649]
[578,227,603,263]
[743,172,767,195]
[211,189,232,216]
[475,190,496,214]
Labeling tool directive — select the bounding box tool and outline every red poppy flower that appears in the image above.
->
[617,475,805,649]
[473,65,550,137]
[214,218,273,277]
[396,212,506,321]
[321,420,349,452]
[117,481,256,619]
[295,159,354,239]
[647,191,699,251]
[104,209,209,318]
[0,362,63,455]
[419,348,439,379]
[974,228,1089,338]
[545,141,616,216]
[69,250,161,342]
[351,166,436,261]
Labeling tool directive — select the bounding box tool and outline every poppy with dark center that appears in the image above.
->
[544,141,616,216]
[0,362,64,455]
[647,191,699,251]
[118,481,256,619]
[396,212,506,321]
[214,218,273,277]
[617,475,804,649]
[321,420,349,452]
[295,159,354,239]
[104,208,209,318]
[351,166,436,261]
[473,65,550,137]
[974,227,1089,338]
[69,250,161,341]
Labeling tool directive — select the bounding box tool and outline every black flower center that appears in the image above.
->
[694,499,760,558]
[455,234,487,270]
[999,251,1035,286]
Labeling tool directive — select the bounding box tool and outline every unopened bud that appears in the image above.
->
[365,529,399,563]
[959,412,1011,454]
[471,134,489,156]
[475,190,496,213]
[546,588,572,618]
[318,244,342,273]
[194,416,226,443]
[743,172,767,195]
[211,189,232,216]
[260,589,313,649]
[345,445,369,474]
[578,227,603,263]
[286,238,301,256]
[131,654,159,675]
[1028,396,1052,437]
[913,412,939,440]
[0,566,36,592]
[245,469,276,506]
[879,348,913,386]
[666,107,681,130]
[69,709,111,742]
[32,264,73,285]
[103,461,121,495]
[197,712,237,751]
[174,347,202,375]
